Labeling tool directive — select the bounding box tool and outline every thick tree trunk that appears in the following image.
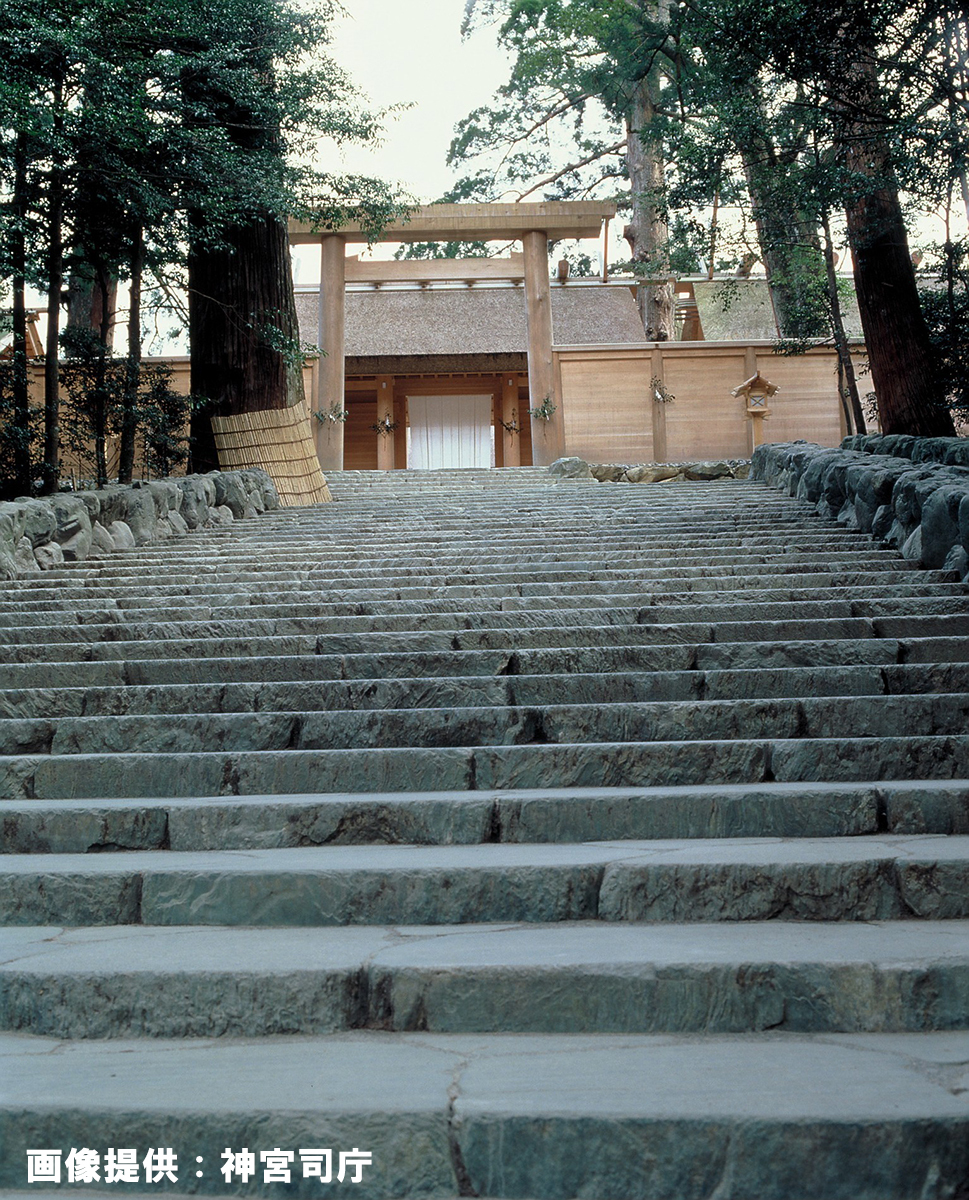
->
[844,189,952,435]
[11,133,32,496]
[118,228,143,484]
[43,144,64,492]
[732,84,826,339]
[66,262,117,348]
[91,271,112,487]
[184,45,307,472]
[834,29,954,435]
[821,206,866,434]
[742,149,827,339]
[188,211,305,471]
[624,70,674,341]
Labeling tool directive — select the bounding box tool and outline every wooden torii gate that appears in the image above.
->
[288,202,615,469]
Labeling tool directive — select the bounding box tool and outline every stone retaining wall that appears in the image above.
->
[751,439,969,580]
[0,469,279,579]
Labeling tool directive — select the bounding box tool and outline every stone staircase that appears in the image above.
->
[1,464,968,1199]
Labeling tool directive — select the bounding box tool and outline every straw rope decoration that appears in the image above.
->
[211,404,333,506]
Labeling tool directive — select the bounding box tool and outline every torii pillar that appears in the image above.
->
[315,234,346,470]
[522,230,565,465]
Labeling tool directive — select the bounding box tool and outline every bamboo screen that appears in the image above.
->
[211,404,332,506]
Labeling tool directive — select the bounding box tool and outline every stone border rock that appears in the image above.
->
[0,469,279,580]
[550,457,750,482]
[842,432,969,468]
[751,440,969,581]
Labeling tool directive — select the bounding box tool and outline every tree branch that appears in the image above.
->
[515,140,626,199]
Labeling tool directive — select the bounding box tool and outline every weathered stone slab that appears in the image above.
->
[1,1032,968,1199]
[2,921,967,1038]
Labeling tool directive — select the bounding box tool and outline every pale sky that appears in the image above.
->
[327,0,508,203]
[292,0,513,279]
[292,0,612,279]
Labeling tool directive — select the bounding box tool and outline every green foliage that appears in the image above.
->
[139,368,191,478]
[58,331,189,481]
[527,396,557,421]
[0,363,42,498]
[920,239,969,415]
[254,311,311,372]
[452,0,666,204]
[393,241,496,260]
[666,215,706,275]
[313,402,348,424]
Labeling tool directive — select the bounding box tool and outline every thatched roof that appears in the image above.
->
[295,284,647,362]
[693,278,864,341]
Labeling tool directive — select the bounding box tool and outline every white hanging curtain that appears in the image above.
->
[407,395,494,469]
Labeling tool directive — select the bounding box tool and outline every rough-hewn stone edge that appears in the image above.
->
[549,457,750,483]
[751,441,969,580]
[0,469,279,580]
[842,431,969,468]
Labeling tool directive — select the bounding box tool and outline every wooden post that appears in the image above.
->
[316,234,346,470]
[376,374,394,471]
[522,230,564,464]
[748,407,774,452]
[744,344,758,381]
[501,375,521,467]
[393,392,407,468]
[310,356,321,417]
[650,347,668,463]
[493,389,503,468]
[743,347,758,457]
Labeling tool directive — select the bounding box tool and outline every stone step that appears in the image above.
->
[1,584,964,629]
[5,780,968,854]
[1,1030,967,1200]
[5,693,969,757]
[1,588,954,633]
[1,553,909,597]
[104,531,890,563]
[0,571,959,609]
[5,612,968,667]
[0,579,958,622]
[1,563,935,620]
[1,547,910,581]
[14,547,907,583]
[4,585,966,628]
[0,566,940,613]
[60,537,899,568]
[1,834,967,927]
[4,466,967,1199]
[7,608,969,652]
[2,636,964,692]
[2,920,967,1038]
[3,734,967,800]
[1,595,968,643]
[0,509,905,546]
[4,662,968,721]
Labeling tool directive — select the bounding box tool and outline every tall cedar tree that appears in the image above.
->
[695,0,955,435]
[455,0,677,339]
[456,0,829,339]
[1,0,398,492]
[180,0,401,470]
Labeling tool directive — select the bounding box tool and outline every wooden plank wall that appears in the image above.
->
[555,342,850,463]
[557,349,654,464]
